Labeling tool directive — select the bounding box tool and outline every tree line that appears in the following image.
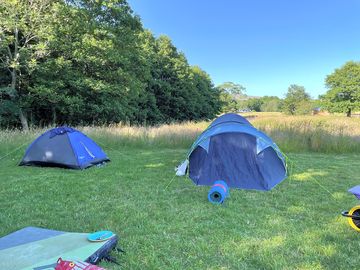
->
[218,61,360,117]
[1,1,359,130]
[218,83,322,116]
[217,82,306,115]
[0,0,221,129]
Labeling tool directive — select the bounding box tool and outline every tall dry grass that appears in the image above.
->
[250,113,360,153]
[81,122,208,149]
[1,113,360,155]
[0,122,207,157]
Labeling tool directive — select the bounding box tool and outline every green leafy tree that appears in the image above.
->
[143,35,220,122]
[260,96,282,112]
[245,98,263,112]
[146,35,193,122]
[189,66,219,119]
[218,82,246,96]
[0,0,222,128]
[0,0,56,129]
[294,100,315,115]
[282,84,310,115]
[30,0,149,125]
[321,61,360,117]
[218,82,246,112]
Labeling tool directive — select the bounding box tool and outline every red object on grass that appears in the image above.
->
[55,258,105,270]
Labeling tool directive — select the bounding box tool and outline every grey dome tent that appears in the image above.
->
[19,127,109,169]
[176,113,287,191]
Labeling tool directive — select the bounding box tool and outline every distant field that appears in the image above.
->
[1,114,360,269]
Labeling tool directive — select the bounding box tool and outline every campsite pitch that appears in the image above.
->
[0,131,360,269]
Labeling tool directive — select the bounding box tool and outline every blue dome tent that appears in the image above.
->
[19,127,109,169]
[176,113,287,191]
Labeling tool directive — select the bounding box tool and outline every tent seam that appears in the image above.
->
[66,132,81,168]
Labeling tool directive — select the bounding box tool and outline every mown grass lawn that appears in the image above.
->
[1,140,360,270]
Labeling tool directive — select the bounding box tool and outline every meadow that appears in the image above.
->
[1,113,360,269]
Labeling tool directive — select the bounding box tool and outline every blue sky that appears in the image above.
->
[128,0,360,98]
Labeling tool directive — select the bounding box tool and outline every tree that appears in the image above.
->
[0,0,56,130]
[218,82,246,112]
[0,0,222,128]
[190,66,221,119]
[321,61,360,117]
[260,96,282,112]
[282,84,310,115]
[142,35,220,123]
[25,0,151,126]
[218,82,246,96]
[294,100,315,115]
[246,98,263,112]
[143,34,194,122]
